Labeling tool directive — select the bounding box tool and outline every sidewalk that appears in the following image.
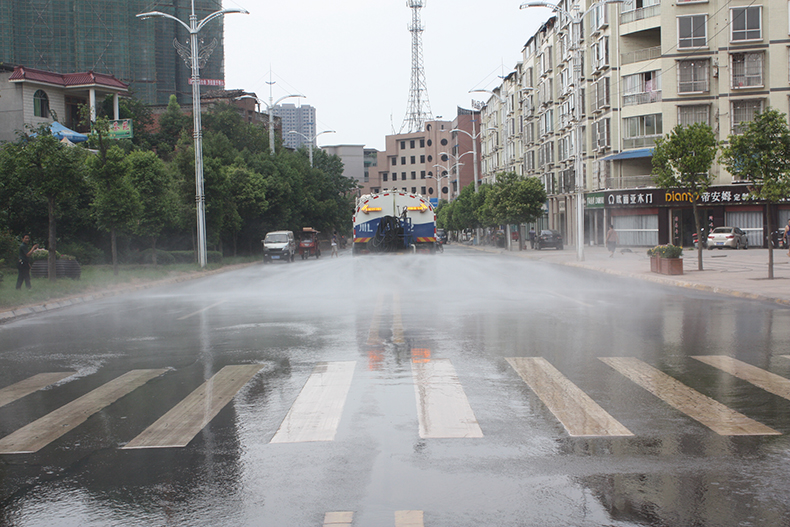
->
[468,243,790,306]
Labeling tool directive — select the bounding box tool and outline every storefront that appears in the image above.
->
[593,185,787,248]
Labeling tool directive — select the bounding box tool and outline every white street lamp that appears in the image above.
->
[237,92,304,155]
[450,127,482,192]
[520,0,623,262]
[137,1,248,268]
[430,164,455,200]
[287,129,336,167]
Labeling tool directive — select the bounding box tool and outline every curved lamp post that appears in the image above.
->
[137,1,249,268]
[287,129,336,167]
[520,0,623,262]
[237,93,304,155]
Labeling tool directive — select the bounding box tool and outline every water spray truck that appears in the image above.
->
[353,192,437,255]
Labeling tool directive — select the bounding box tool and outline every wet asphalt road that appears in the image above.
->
[2,245,790,526]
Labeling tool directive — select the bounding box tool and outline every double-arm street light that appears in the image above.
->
[520,0,622,262]
[237,92,304,155]
[430,164,456,200]
[287,129,336,167]
[450,127,482,192]
[137,1,248,268]
[439,150,474,200]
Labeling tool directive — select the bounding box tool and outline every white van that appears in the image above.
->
[262,231,295,263]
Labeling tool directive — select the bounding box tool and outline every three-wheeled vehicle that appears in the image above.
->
[299,227,321,259]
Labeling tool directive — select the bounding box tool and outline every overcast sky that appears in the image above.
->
[222,0,550,151]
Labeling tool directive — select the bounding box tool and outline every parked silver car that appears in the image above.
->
[707,226,748,250]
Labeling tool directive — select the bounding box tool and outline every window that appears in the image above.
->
[402,172,406,180]
[677,60,709,93]
[410,140,415,148]
[623,113,662,148]
[731,6,761,42]
[593,77,610,112]
[420,155,425,163]
[412,187,417,194]
[411,171,416,180]
[678,15,707,48]
[401,157,406,165]
[441,138,448,146]
[441,154,449,162]
[33,90,49,118]
[383,173,389,182]
[392,157,397,166]
[421,186,427,194]
[410,156,416,164]
[593,37,609,70]
[593,118,611,150]
[401,141,406,149]
[622,71,661,106]
[420,139,425,147]
[678,105,710,126]
[731,99,763,134]
[420,170,426,179]
[392,173,397,181]
[731,52,764,88]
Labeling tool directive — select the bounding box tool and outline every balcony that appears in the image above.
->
[605,174,655,189]
[623,90,662,107]
[621,46,661,66]
[621,4,660,24]
[623,135,660,149]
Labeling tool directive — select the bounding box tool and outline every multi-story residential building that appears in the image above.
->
[483,0,790,249]
[362,120,454,201]
[363,108,482,202]
[0,0,226,106]
[272,104,317,150]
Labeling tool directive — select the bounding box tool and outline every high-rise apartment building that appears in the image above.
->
[481,0,790,249]
[0,0,226,106]
[272,104,317,150]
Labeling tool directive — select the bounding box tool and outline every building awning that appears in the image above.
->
[602,148,654,161]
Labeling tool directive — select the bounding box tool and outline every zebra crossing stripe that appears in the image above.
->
[412,358,484,439]
[123,365,264,449]
[0,372,75,408]
[600,357,780,436]
[507,357,633,437]
[0,369,168,454]
[693,355,790,401]
[323,511,353,525]
[395,510,424,527]
[270,361,356,443]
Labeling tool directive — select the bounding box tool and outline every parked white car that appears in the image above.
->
[707,227,748,250]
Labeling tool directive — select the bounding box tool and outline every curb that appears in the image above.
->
[0,262,259,324]
[465,245,790,307]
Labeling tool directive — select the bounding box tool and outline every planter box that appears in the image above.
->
[30,260,81,280]
[650,255,659,273]
[658,257,683,275]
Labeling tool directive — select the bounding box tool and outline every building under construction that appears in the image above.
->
[0,0,226,106]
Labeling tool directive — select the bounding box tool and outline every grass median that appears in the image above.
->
[0,257,258,311]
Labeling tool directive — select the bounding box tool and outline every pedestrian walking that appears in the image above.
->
[16,234,38,290]
[784,219,790,257]
[528,227,536,249]
[331,233,338,258]
[606,224,619,258]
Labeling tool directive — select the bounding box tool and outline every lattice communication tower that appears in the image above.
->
[400,0,433,134]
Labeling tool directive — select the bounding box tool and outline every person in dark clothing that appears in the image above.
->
[16,235,38,290]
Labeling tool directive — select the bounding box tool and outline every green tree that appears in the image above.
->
[126,150,177,264]
[651,122,718,271]
[11,125,87,281]
[721,107,790,279]
[482,172,547,226]
[86,117,141,275]
[157,95,191,158]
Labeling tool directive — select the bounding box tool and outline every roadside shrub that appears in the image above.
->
[139,248,176,265]
[30,248,62,261]
[170,251,196,264]
[58,241,105,265]
[207,251,223,263]
[0,231,17,265]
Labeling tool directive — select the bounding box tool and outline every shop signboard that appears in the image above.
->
[604,186,757,208]
[108,119,133,139]
[585,192,605,209]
